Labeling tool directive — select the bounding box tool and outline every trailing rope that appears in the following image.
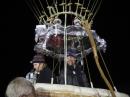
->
[81,20,116,97]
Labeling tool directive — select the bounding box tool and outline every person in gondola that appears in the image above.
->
[58,49,90,87]
[26,54,54,84]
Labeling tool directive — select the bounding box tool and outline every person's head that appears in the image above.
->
[6,77,36,97]
[31,54,46,72]
[67,55,76,66]
[67,49,77,66]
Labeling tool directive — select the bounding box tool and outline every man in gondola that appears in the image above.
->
[59,49,90,87]
[26,54,54,84]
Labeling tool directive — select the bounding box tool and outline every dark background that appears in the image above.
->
[1,0,129,97]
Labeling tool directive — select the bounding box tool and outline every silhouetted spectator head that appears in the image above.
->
[6,77,36,97]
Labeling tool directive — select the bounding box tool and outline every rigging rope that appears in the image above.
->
[38,0,44,12]
[25,0,40,21]
[80,36,94,88]
[98,49,117,91]
[90,0,102,22]
[82,21,116,97]
[46,0,49,6]
[90,0,98,13]
[32,0,42,16]
[38,0,48,19]
[86,0,92,10]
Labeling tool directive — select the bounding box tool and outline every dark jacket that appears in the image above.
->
[59,64,90,87]
[36,67,52,83]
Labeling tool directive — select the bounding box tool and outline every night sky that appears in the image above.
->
[1,0,130,97]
